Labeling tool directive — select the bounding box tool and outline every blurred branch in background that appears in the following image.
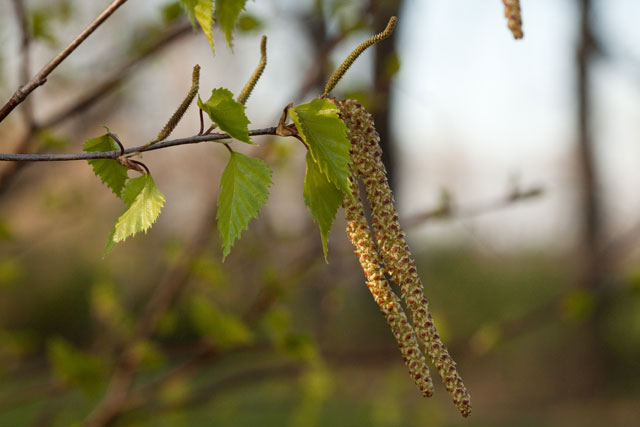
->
[0,19,194,198]
[404,183,544,228]
[85,201,219,427]
[0,0,130,123]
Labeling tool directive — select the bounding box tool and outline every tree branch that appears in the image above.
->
[404,185,544,228]
[0,0,131,123]
[0,128,278,162]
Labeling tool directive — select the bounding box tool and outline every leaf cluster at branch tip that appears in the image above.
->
[289,98,352,258]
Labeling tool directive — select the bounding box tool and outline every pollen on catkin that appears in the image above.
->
[344,174,434,398]
[502,0,523,39]
[338,99,472,417]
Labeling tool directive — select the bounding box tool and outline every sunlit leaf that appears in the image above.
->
[83,134,129,198]
[303,152,344,260]
[198,88,252,143]
[289,98,351,196]
[180,0,215,54]
[217,152,272,259]
[104,174,165,256]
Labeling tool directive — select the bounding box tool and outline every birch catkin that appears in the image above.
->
[344,174,434,397]
[151,64,201,145]
[339,99,471,417]
[502,0,523,39]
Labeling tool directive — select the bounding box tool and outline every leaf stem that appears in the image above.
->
[129,159,150,175]
[107,132,125,156]
[198,108,205,135]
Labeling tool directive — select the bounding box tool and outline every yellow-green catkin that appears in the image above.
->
[323,16,397,97]
[339,99,472,417]
[237,36,267,106]
[502,0,523,39]
[344,176,434,397]
[151,64,200,145]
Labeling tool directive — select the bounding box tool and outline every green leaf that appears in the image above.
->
[198,88,252,144]
[47,337,106,396]
[190,296,253,349]
[216,0,247,48]
[303,152,345,260]
[162,2,184,24]
[289,98,352,197]
[180,0,215,54]
[179,0,197,22]
[217,152,272,259]
[83,134,129,198]
[236,13,263,33]
[104,174,165,256]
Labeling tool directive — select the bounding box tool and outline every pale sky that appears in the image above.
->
[392,0,640,251]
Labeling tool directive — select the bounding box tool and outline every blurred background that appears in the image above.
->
[1,0,640,425]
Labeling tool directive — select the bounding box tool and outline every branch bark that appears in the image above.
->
[0,0,131,123]
[0,128,278,162]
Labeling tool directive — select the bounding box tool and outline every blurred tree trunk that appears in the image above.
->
[370,0,403,191]
[577,0,605,295]
[576,0,609,392]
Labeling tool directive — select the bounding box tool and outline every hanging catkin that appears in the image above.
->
[344,173,434,397]
[339,99,471,417]
[502,0,523,39]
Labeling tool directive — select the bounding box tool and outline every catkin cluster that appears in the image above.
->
[339,99,471,417]
[502,0,523,39]
[344,175,434,397]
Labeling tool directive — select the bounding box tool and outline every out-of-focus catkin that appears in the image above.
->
[502,0,523,39]
[338,99,471,417]
[344,174,434,397]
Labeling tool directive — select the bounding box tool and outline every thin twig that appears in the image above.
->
[0,128,278,162]
[404,186,544,228]
[0,0,131,123]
